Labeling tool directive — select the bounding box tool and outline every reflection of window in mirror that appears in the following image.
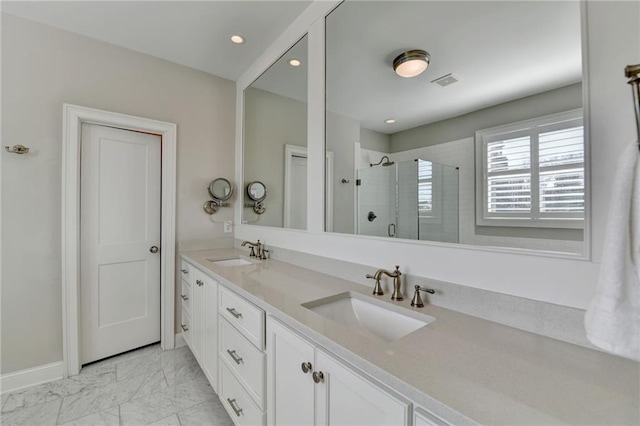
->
[324,0,584,255]
[476,109,584,229]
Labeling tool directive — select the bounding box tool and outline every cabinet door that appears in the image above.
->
[315,349,409,426]
[190,269,207,361]
[203,278,218,391]
[267,318,315,426]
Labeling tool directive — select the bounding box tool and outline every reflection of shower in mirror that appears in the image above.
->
[357,158,459,243]
[370,155,395,167]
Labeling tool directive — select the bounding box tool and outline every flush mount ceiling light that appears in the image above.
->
[393,49,431,78]
[230,34,245,44]
[385,119,396,124]
[289,59,301,67]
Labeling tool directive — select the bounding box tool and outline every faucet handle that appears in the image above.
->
[366,273,384,296]
[249,246,256,257]
[411,285,435,308]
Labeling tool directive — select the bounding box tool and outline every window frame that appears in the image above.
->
[475,109,585,229]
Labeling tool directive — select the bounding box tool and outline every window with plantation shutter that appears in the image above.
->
[476,109,584,228]
[417,159,433,217]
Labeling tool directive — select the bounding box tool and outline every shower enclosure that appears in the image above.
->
[357,159,459,243]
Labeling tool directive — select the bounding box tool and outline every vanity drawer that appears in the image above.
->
[179,259,192,282]
[180,280,192,315]
[220,316,265,409]
[181,309,191,346]
[219,286,265,350]
[220,362,265,426]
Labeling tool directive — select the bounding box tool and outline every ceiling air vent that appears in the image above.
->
[431,73,461,87]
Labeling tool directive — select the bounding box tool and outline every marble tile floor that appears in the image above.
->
[0,344,234,426]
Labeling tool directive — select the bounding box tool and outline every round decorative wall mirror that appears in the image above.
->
[208,178,234,201]
[246,181,267,202]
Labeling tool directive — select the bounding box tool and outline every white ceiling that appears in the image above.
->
[1,0,313,82]
[324,1,583,133]
[3,1,582,134]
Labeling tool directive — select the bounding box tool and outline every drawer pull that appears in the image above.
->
[301,362,312,374]
[196,279,204,287]
[226,307,242,318]
[181,324,189,332]
[180,268,188,274]
[181,294,189,301]
[312,371,324,384]
[227,349,243,365]
[227,398,243,417]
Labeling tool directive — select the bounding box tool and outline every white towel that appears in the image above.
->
[585,142,640,360]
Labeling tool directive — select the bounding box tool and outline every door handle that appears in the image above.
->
[150,246,159,254]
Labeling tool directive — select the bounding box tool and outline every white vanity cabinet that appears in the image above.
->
[181,262,219,391]
[267,317,410,426]
[179,260,193,346]
[218,285,266,426]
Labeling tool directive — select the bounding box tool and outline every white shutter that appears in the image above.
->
[476,109,585,228]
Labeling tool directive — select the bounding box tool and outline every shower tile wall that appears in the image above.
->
[357,166,395,237]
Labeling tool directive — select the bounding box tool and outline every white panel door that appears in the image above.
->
[315,349,409,426]
[267,319,315,426]
[80,123,161,364]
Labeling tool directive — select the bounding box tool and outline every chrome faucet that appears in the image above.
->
[366,265,403,300]
[241,240,263,258]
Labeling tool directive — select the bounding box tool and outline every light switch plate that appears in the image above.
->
[223,221,233,233]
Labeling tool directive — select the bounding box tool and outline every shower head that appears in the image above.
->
[370,155,395,167]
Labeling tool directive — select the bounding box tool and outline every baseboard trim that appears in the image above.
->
[0,362,64,395]
[174,333,186,348]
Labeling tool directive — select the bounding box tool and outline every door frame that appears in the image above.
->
[283,144,334,230]
[61,104,177,376]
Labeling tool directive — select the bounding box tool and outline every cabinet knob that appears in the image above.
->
[150,246,159,254]
[312,371,324,383]
[301,362,312,374]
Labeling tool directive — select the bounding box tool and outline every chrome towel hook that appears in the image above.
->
[4,145,30,155]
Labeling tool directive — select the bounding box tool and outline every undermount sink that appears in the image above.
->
[206,257,256,267]
[302,292,434,342]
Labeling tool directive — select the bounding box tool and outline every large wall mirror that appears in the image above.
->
[325,1,586,255]
[243,34,308,228]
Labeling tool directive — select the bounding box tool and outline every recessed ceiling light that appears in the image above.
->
[289,59,301,67]
[230,35,245,45]
[385,119,396,124]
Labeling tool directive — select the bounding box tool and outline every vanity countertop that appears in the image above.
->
[181,248,639,425]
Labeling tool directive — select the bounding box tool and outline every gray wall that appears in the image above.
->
[243,87,307,228]
[1,13,236,374]
[389,83,584,244]
[390,83,583,152]
[360,127,390,152]
[326,111,360,234]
